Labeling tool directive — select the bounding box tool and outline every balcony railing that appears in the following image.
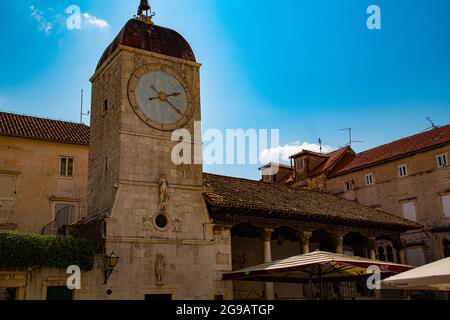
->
[41,205,87,235]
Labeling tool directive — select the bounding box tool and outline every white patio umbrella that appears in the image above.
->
[381,257,450,291]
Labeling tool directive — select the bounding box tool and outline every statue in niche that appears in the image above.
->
[155,254,166,286]
[158,174,169,212]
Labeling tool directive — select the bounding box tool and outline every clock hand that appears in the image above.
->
[151,85,160,94]
[165,92,180,98]
[149,96,160,101]
[165,99,184,117]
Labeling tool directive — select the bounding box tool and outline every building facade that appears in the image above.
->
[0,112,89,234]
[279,126,450,266]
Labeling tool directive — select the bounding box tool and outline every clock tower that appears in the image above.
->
[87,1,231,299]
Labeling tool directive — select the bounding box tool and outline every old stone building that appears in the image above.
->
[0,2,425,300]
[265,125,450,267]
[0,112,89,234]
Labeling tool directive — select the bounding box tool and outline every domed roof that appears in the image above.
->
[96,19,196,70]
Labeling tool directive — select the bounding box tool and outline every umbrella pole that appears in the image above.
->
[308,266,314,300]
[319,266,324,300]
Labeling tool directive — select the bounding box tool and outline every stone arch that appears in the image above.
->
[310,229,335,253]
[343,232,369,258]
[230,223,260,238]
[375,235,397,262]
[230,223,265,300]
[272,226,299,246]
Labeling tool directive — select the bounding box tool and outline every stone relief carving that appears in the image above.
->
[173,217,182,232]
[155,254,166,286]
[142,217,152,230]
[158,174,169,212]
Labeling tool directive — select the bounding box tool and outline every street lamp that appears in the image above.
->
[104,252,120,284]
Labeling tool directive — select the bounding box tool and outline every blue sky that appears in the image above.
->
[1,0,449,179]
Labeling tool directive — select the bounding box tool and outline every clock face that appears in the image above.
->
[128,65,193,131]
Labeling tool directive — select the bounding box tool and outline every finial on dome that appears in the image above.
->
[137,0,155,24]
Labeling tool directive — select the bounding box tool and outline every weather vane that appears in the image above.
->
[137,0,156,22]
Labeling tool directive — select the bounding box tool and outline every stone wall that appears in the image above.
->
[0,136,88,233]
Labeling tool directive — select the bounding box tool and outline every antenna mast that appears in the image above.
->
[426,117,439,130]
[339,127,364,147]
[80,89,89,124]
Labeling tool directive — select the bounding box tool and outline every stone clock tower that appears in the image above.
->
[87,1,231,299]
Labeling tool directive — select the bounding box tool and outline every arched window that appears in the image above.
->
[377,247,386,261]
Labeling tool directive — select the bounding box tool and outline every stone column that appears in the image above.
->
[393,239,407,265]
[301,231,313,254]
[368,237,377,260]
[300,231,313,299]
[261,228,275,300]
[335,233,345,254]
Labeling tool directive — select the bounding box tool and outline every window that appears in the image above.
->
[405,247,425,267]
[344,180,353,192]
[402,202,417,221]
[0,174,16,199]
[59,157,74,177]
[365,173,374,186]
[398,165,408,177]
[54,203,76,229]
[296,158,305,171]
[442,195,450,218]
[437,154,448,168]
[103,99,108,113]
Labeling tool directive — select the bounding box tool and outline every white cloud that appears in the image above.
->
[30,6,53,35]
[82,13,109,29]
[260,141,335,164]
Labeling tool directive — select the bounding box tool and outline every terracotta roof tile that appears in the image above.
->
[203,173,421,231]
[0,112,90,146]
[331,125,450,176]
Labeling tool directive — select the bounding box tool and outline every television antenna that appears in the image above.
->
[80,89,89,124]
[339,127,364,147]
[423,117,440,131]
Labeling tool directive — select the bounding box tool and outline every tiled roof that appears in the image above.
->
[203,173,421,231]
[331,125,450,176]
[309,147,352,177]
[0,112,90,146]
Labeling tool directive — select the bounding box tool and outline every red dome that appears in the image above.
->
[97,19,196,70]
